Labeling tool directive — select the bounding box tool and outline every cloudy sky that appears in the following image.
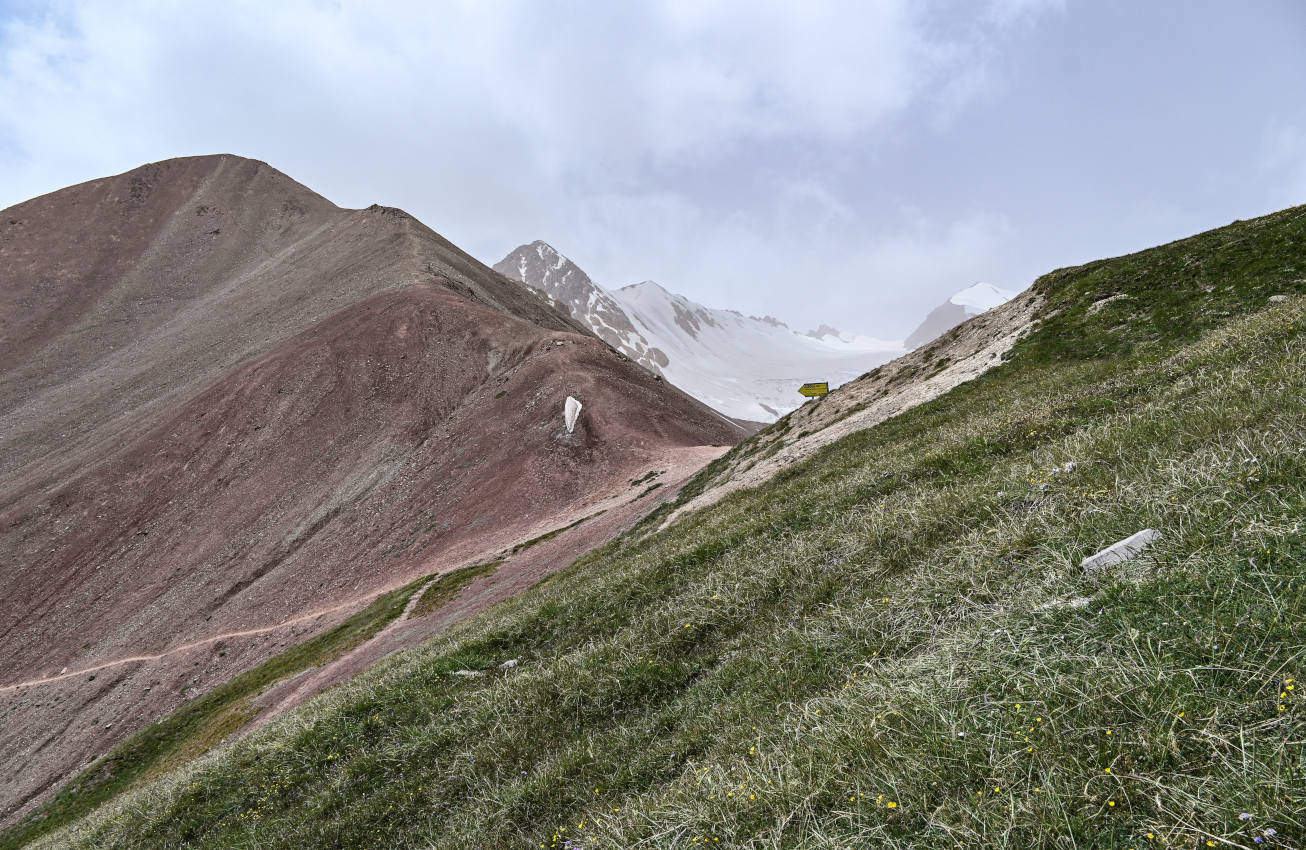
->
[1,0,1304,338]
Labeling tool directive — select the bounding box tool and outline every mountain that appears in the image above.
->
[0,155,743,829]
[492,241,669,374]
[904,281,1018,348]
[24,203,1306,849]
[612,280,903,421]
[495,242,904,421]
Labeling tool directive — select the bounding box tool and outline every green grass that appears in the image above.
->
[633,482,663,500]
[510,511,607,554]
[13,205,1306,849]
[410,560,502,619]
[0,572,435,850]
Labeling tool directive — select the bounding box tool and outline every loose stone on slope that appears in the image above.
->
[1081,529,1162,574]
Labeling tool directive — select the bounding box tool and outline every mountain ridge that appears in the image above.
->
[492,242,669,373]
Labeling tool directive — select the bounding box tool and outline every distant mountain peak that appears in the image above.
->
[499,243,902,421]
[493,244,670,374]
[949,282,1018,312]
[620,279,670,294]
[804,324,841,340]
[526,240,569,271]
[906,282,1019,349]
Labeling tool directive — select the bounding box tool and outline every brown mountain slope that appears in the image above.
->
[0,154,582,496]
[0,156,742,824]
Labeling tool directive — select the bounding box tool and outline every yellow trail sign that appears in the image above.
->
[798,382,829,398]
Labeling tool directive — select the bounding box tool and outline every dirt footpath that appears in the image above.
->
[246,444,724,734]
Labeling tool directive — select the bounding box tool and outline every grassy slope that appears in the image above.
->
[410,561,501,619]
[18,206,1306,849]
[0,572,436,850]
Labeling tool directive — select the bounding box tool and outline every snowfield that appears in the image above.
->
[613,281,903,421]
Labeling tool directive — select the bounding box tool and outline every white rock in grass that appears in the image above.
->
[1035,595,1093,612]
[564,395,582,433]
[1269,294,1288,303]
[1081,529,1162,574]
[452,669,484,678]
[499,658,519,669]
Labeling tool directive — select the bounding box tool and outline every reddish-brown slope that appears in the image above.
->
[0,155,580,500]
[0,156,741,824]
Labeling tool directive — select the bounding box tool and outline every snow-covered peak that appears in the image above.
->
[493,243,670,374]
[498,244,904,422]
[905,281,1024,349]
[949,282,1018,313]
[621,279,666,292]
[528,240,568,270]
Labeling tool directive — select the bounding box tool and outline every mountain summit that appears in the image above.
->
[905,281,1018,348]
[0,156,742,826]
[491,242,668,374]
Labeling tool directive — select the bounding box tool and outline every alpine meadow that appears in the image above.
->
[7,203,1305,849]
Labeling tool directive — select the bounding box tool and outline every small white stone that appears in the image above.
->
[452,669,484,678]
[499,658,519,669]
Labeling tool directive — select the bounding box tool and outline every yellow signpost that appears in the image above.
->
[798,382,829,398]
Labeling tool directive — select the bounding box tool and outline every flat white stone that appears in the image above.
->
[564,395,582,433]
[1034,595,1093,612]
[1081,528,1162,573]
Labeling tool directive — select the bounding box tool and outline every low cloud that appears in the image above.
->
[1260,121,1306,211]
[5,0,1297,337]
